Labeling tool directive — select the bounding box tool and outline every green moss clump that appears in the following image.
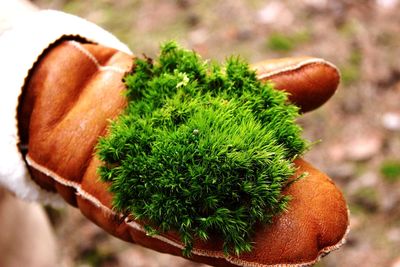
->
[97,41,308,256]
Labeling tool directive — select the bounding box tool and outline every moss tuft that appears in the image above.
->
[97,41,308,256]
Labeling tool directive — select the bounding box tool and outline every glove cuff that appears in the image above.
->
[0,10,132,204]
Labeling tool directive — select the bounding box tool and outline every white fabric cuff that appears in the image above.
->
[0,10,132,204]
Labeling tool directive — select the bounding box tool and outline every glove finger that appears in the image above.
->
[252,57,340,113]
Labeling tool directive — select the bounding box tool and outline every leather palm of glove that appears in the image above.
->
[18,39,349,267]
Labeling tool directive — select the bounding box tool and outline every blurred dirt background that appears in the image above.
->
[30,0,400,266]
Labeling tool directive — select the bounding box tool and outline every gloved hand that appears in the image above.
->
[1,10,349,267]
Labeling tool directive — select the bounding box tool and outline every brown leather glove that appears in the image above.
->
[18,39,349,267]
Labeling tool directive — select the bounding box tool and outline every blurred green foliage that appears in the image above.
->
[352,186,379,213]
[80,248,115,267]
[380,160,400,182]
[266,30,311,52]
[340,49,362,85]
